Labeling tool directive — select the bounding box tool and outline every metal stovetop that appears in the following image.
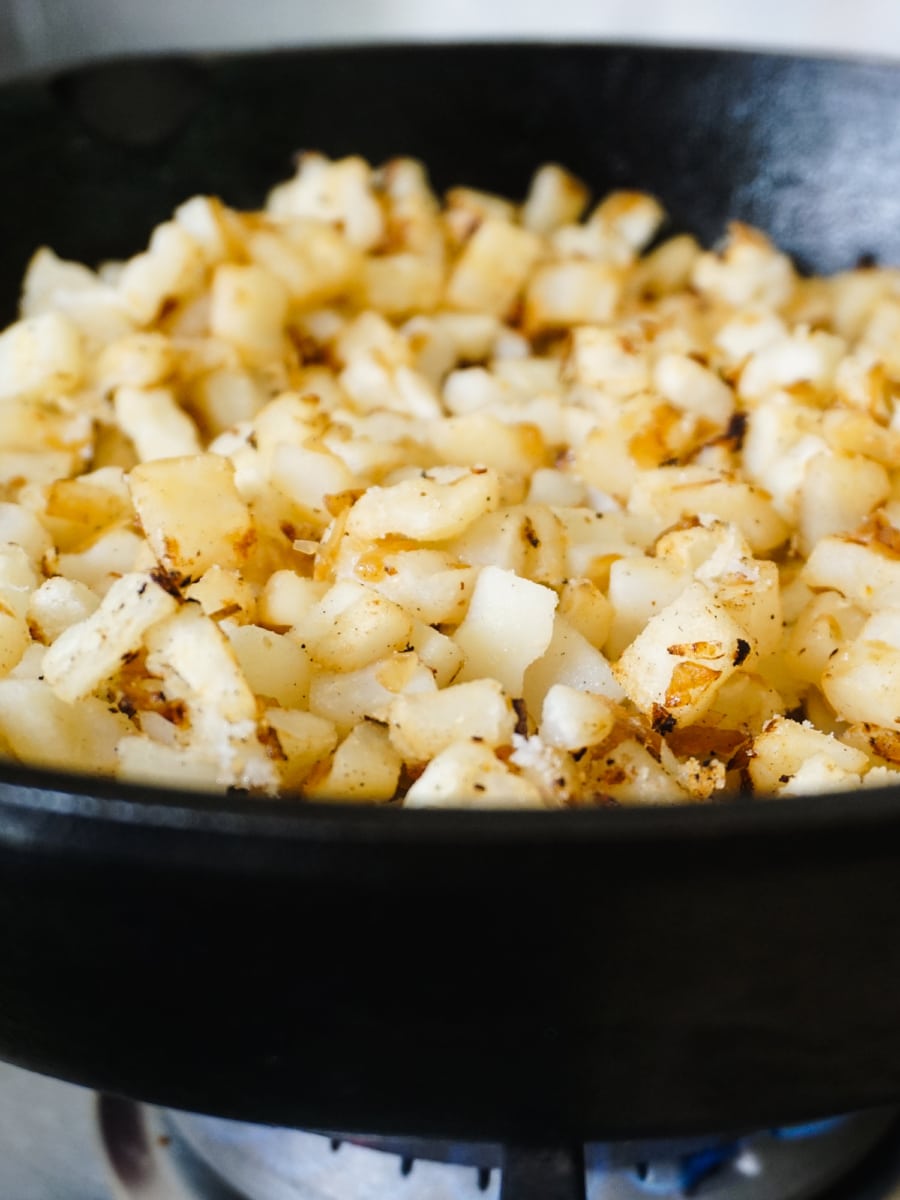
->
[7,1058,900,1200]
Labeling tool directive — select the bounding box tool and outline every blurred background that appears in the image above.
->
[3,0,900,78]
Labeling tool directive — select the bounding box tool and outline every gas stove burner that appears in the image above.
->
[97,1098,900,1200]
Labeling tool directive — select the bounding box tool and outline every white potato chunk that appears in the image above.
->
[304,721,401,803]
[0,312,83,401]
[259,572,328,630]
[224,622,310,709]
[117,222,206,325]
[94,332,175,390]
[55,527,144,596]
[783,592,867,686]
[27,576,99,643]
[522,615,624,715]
[445,218,542,316]
[540,684,616,750]
[0,679,129,774]
[42,572,178,702]
[653,354,733,425]
[116,735,223,790]
[822,610,900,731]
[748,716,869,795]
[606,556,688,659]
[209,263,288,365]
[114,386,202,461]
[388,677,515,761]
[129,454,255,577]
[454,566,558,697]
[565,327,650,395]
[264,707,338,788]
[346,469,500,542]
[802,536,900,611]
[797,452,890,554]
[627,466,790,554]
[521,163,589,234]
[404,739,544,808]
[302,580,413,673]
[586,738,689,805]
[309,652,437,733]
[614,581,750,728]
[524,261,622,334]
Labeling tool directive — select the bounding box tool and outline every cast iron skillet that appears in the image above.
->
[2,43,900,1145]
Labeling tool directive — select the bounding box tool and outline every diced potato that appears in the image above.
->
[784,592,867,686]
[454,566,558,697]
[43,572,178,702]
[248,220,361,307]
[453,504,566,587]
[429,413,546,475]
[184,565,257,624]
[585,737,689,805]
[0,313,83,401]
[0,679,129,773]
[590,191,665,252]
[361,252,444,317]
[129,454,255,578]
[540,684,616,750]
[606,556,688,659]
[627,466,790,554]
[145,602,256,723]
[309,652,436,733]
[740,330,846,401]
[259,571,328,630]
[521,163,589,234]
[797,451,890,554]
[748,716,868,795]
[270,442,356,520]
[614,581,750,728]
[189,368,266,437]
[404,739,544,808]
[822,610,900,731]
[27,576,99,644]
[224,622,310,708]
[116,735,223,790]
[558,579,613,648]
[265,707,338,788]
[117,222,206,325]
[55,527,144,596]
[564,327,650,395]
[304,721,401,803]
[692,223,795,309]
[346,468,501,542]
[114,385,202,461]
[0,502,51,566]
[803,536,900,611]
[94,332,175,390]
[302,580,413,672]
[357,548,474,626]
[524,261,622,334]
[445,218,543,316]
[388,677,515,761]
[267,153,385,250]
[653,354,733,425]
[209,263,288,365]
[523,614,624,716]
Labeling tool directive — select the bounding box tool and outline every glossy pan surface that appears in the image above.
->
[2,43,900,1142]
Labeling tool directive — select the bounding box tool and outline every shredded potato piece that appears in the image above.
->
[3,152,900,806]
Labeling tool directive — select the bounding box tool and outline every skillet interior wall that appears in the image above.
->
[1,43,900,328]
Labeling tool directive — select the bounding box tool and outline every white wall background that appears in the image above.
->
[4,0,900,77]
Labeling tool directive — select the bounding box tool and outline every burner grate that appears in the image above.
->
[97,1099,900,1200]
